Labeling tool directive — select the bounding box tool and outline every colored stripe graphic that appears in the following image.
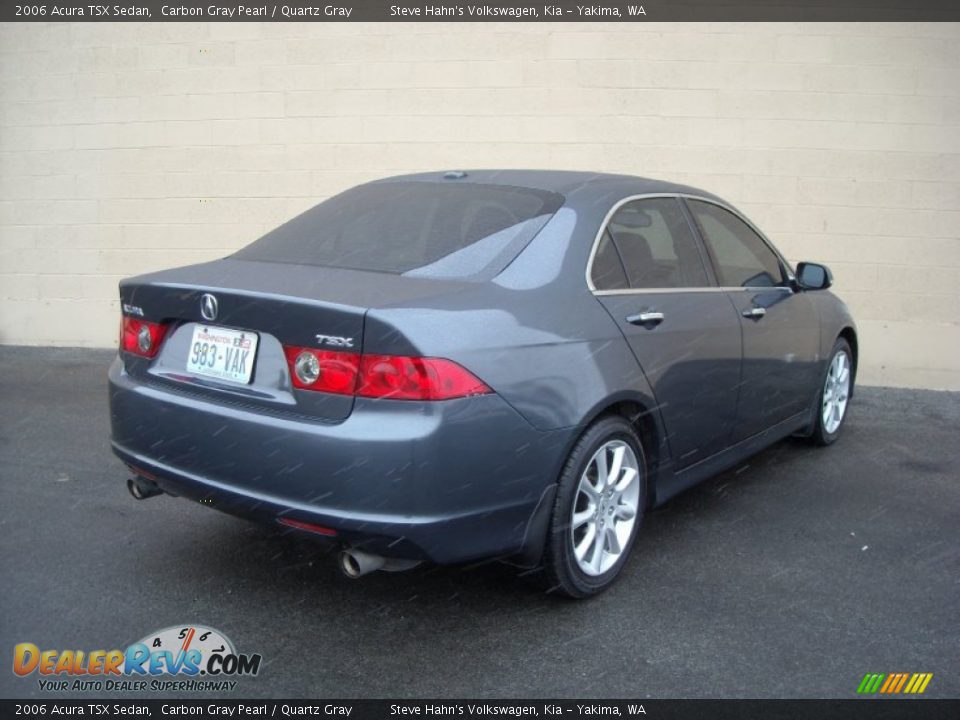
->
[905,673,934,694]
[857,672,932,694]
[857,673,885,694]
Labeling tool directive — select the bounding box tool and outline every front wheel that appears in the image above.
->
[543,416,646,598]
[812,338,854,446]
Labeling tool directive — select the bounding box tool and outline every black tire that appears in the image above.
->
[542,415,646,598]
[811,337,854,446]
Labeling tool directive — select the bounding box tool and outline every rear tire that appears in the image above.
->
[542,416,646,598]
[811,338,854,446]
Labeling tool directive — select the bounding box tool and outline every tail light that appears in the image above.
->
[357,355,490,400]
[121,316,169,358]
[282,346,491,401]
[283,346,360,395]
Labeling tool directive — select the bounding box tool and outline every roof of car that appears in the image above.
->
[373,169,723,204]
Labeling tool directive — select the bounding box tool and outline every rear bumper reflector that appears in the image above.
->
[277,517,338,537]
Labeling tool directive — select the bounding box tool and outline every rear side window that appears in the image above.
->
[598,197,710,289]
[234,181,564,279]
[590,231,629,290]
[687,200,786,288]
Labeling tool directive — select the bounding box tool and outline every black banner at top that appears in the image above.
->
[3,0,960,22]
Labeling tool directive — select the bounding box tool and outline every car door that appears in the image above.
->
[591,196,742,470]
[685,198,821,443]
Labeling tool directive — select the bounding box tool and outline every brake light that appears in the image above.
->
[283,346,361,395]
[282,346,491,401]
[120,316,169,358]
[357,355,491,400]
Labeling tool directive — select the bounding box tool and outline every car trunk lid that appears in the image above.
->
[118,258,469,423]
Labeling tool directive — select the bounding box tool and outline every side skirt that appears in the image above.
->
[653,410,810,506]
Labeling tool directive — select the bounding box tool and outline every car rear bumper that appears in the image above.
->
[108,357,565,564]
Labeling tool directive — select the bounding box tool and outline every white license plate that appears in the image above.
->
[186,325,259,384]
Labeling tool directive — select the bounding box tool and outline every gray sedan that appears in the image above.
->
[109,170,857,597]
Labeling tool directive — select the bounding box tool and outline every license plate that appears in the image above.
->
[186,325,259,384]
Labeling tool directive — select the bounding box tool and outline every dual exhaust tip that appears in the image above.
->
[127,474,414,579]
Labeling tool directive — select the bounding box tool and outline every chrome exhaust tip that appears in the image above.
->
[339,549,385,579]
[338,549,422,578]
[127,476,163,500]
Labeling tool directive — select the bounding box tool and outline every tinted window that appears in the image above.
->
[590,230,629,290]
[235,181,564,278]
[688,201,785,288]
[604,198,710,289]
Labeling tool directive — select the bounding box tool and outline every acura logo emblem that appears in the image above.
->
[200,293,218,321]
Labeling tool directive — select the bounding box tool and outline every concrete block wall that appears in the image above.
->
[1,22,958,389]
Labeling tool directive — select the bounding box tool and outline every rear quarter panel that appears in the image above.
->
[364,206,659,434]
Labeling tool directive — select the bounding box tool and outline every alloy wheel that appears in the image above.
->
[569,440,641,577]
[822,350,851,434]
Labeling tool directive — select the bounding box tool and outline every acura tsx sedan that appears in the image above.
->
[109,170,857,597]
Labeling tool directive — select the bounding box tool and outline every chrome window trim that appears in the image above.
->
[592,286,794,297]
[585,192,796,296]
[584,193,681,294]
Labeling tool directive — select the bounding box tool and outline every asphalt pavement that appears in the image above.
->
[1,346,957,699]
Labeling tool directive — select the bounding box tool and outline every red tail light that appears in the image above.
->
[121,316,169,358]
[282,346,360,395]
[357,355,491,400]
[282,346,491,401]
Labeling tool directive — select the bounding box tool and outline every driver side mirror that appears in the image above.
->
[796,262,832,291]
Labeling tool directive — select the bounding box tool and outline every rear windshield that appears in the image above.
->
[234,181,564,278]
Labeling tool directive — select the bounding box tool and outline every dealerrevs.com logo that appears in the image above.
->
[13,625,262,692]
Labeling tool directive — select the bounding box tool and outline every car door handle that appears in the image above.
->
[742,307,766,319]
[626,311,664,326]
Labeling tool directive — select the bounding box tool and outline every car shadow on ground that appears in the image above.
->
[133,433,815,610]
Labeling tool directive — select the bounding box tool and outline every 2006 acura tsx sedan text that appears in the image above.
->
[109,170,857,597]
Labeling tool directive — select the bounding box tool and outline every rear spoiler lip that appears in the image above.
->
[119,257,475,311]
[142,281,365,313]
